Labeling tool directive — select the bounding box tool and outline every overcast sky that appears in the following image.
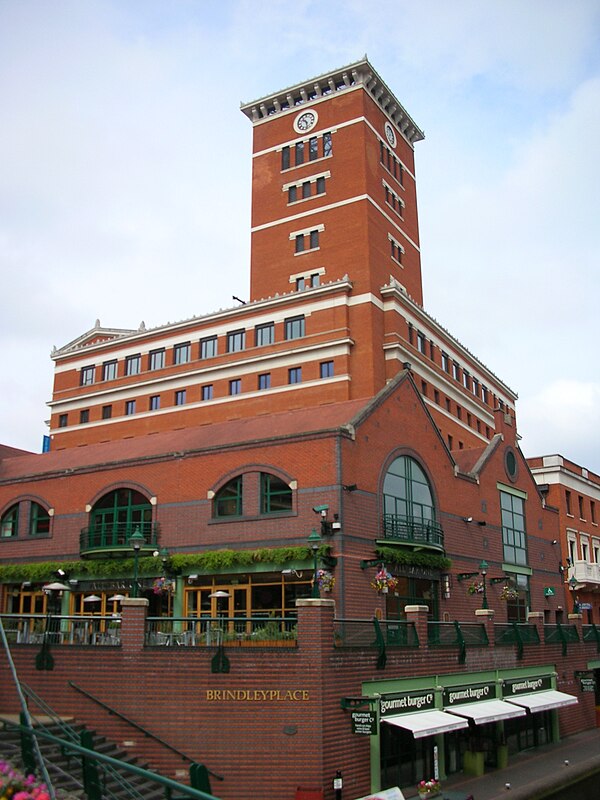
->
[1,0,599,474]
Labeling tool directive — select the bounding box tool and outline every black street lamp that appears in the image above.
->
[479,560,489,609]
[129,528,145,598]
[308,528,321,598]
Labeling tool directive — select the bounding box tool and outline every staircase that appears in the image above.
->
[0,716,166,800]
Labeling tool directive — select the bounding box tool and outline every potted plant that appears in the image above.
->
[417,777,441,798]
[316,569,335,592]
[371,567,398,594]
[467,580,484,595]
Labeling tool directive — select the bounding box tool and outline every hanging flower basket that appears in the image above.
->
[152,577,175,595]
[0,759,52,800]
[316,569,335,592]
[500,584,519,600]
[467,580,484,595]
[417,778,441,799]
[371,568,398,594]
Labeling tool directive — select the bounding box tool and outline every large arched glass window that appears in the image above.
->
[383,456,436,524]
[214,477,243,517]
[1,504,19,538]
[29,502,51,536]
[261,473,292,514]
[90,489,152,546]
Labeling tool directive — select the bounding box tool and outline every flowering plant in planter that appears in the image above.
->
[316,569,335,592]
[152,577,175,595]
[500,584,519,600]
[0,760,52,800]
[467,580,484,595]
[417,777,441,797]
[371,568,398,594]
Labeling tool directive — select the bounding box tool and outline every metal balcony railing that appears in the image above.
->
[79,522,159,556]
[381,514,444,550]
[0,614,122,646]
[146,616,298,648]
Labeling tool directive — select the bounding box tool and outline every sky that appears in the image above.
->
[1,0,599,473]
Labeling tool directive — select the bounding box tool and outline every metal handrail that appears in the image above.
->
[69,681,223,781]
[381,513,444,548]
[0,613,122,646]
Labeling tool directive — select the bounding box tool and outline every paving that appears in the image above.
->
[434,727,600,800]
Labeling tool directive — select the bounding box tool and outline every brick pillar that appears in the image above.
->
[297,597,336,651]
[404,604,429,650]
[474,608,495,644]
[568,610,583,640]
[527,611,544,643]
[120,598,148,654]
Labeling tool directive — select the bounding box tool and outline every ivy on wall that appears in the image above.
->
[0,545,331,584]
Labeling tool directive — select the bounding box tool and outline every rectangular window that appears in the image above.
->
[481,385,489,404]
[281,146,290,170]
[288,367,302,384]
[288,185,297,203]
[579,495,585,519]
[295,234,305,253]
[149,395,160,410]
[102,360,117,381]
[258,373,271,390]
[149,349,165,371]
[456,405,462,420]
[80,409,89,424]
[58,414,68,428]
[581,537,589,561]
[295,141,304,165]
[309,137,318,160]
[255,323,274,346]
[463,371,470,390]
[302,181,311,199]
[501,491,528,565]
[566,490,572,515]
[434,390,440,404]
[174,390,186,406]
[125,400,136,415]
[174,342,191,365]
[227,329,245,352]
[441,352,449,372]
[320,360,334,379]
[309,229,319,249]
[80,365,95,386]
[452,362,460,381]
[310,273,320,287]
[125,354,141,376]
[316,176,325,194]
[323,132,332,157]
[29,504,50,537]
[102,405,112,419]
[417,332,426,354]
[202,384,213,401]
[285,315,305,340]
[296,276,305,291]
[229,379,241,396]
[200,336,218,359]
[421,380,427,396]
[472,378,479,397]
[591,501,597,524]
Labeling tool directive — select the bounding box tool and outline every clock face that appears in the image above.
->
[294,110,318,134]
[384,122,397,148]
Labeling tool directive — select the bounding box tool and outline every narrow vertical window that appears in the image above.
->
[175,390,186,406]
[309,137,318,160]
[58,414,68,428]
[102,405,112,419]
[202,385,213,401]
[288,185,297,203]
[258,373,271,390]
[316,176,325,194]
[309,230,319,249]
[295,141,304,165]
[302,181,311,199]
[149,395,160,410]
[323,132,332,157]
[125,400,136,415]
[281,146,290,170]
[229,379,242,396]
[320,361,334,379]
[80,409,89,424]
[295,234,305,253]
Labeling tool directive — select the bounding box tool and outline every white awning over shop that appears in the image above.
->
[383,710,469,739]
[446,699,526,725]
[505,690,578,713]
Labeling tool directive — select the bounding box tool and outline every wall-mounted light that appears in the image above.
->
[282,569,304,578]
[441,574,452,599]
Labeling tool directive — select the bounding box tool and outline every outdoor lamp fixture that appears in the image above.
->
[129,527,145,598]
[159,547,170,574]
[568,575,580,613]
[479,560,489,609]
[308,527,322,598]
[282,569,304,578]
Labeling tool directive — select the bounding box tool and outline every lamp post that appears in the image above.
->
[568,575,579,613]
[129,528,145,598]
[479,560,489,609]
[308,528,321,598]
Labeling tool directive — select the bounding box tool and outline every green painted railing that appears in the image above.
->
[545,623,580,656]
[582,623,600,652]
[381,514,444,550]
[494,622,540,660]
[79,522,159,555]
[428,621,488,663]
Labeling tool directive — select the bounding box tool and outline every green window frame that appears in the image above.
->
[214,477,243,518]
[383,456,436,525]
[1,504,19,538]
[501,491,528,565]
[30,502,51,536]
[90,489,153,544]
[261,474,293,515]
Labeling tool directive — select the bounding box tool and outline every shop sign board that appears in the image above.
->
[502,675,552,698]
[443,682,496,707]
[379,690,435,717]
[351,711,376,735]
[574,671,596,692]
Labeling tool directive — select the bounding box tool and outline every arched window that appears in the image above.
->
[261,473,292,514]
[1,504,19,538]
[383,456,436,524]
[214,477,243,517]
[29,502,51,536]
[90,489,152,546]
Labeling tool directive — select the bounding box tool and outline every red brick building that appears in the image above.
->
[1,59,598,800]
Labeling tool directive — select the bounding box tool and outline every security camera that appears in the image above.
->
[312,504,329,514]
